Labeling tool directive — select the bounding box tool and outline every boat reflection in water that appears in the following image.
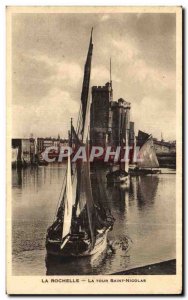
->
[136,176,159,209]
[46,242,113,275]
[45,231,130,275]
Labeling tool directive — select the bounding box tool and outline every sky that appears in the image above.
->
[12,12,176,140]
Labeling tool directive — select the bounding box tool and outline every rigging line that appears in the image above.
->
[76,111,80,136]
[77,113,82,135]
[53,167,67,222]
[76,104,82,135]
[76,105,81,132]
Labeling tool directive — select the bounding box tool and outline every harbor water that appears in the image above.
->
[12,164,176,275]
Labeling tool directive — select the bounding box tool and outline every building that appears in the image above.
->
[36,137,68,160]
[154,140,176,154]
[137,130,150,147]
[90,82,112,147]
[12,137,69,165]
[129,121,135,146]
[37,138,44,153]
[43,138,54,149]
[60,139,69,147]
[12,138,32,164]
[90,81,131,149]
[37,137,60,153]
[154,140,176,168]
[109,98,131,147]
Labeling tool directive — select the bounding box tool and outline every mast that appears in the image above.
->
[110,58,111,82]
[109,58,113,101]
[70,118,73,148]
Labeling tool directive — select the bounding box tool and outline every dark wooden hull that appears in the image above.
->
[38,161,48,166]
[106,170,129,185]
[46,228,110,257]
[129,168,161,176]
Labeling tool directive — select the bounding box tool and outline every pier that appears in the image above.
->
[112,259,176,275]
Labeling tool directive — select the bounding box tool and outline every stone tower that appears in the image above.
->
[90,82,112,147]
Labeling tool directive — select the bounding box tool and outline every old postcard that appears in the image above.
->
[6,6,182,295]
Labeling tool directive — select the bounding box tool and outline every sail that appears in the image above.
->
[81,28,93,132]
[70,124,85,216]
[137,135,159,168]
[71,124,82,146]
[72,168,77,207]
[137,130,150,148]
[62,154,73,239]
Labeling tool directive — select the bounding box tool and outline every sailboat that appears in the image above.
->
[130,134,161,176]
[106,148,130,186]
[46,29,114,257]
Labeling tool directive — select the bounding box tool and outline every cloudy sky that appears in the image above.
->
[12,12,176,140]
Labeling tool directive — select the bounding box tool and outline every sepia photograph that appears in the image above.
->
[6,6,182,295]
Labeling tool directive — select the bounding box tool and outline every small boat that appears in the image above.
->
[129,167,160,176]
[37,153,48,166]
[46,221,111,257]
[46,29,114,258]
[106,169,129,184]
[130,135,161,176]
[106,163,130,187]
[106,116,130,187]
[38,160,48,166]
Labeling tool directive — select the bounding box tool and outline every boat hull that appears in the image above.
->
[129,168,161,176]
[46,228,110,257]
[110,175,129,184]
[106,170,130,186]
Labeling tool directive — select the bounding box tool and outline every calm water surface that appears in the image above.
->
[12,164,176,275]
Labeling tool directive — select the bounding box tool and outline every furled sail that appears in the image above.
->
[137,135,159,168]
[62,154,73,239]
[81,28,93,132]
